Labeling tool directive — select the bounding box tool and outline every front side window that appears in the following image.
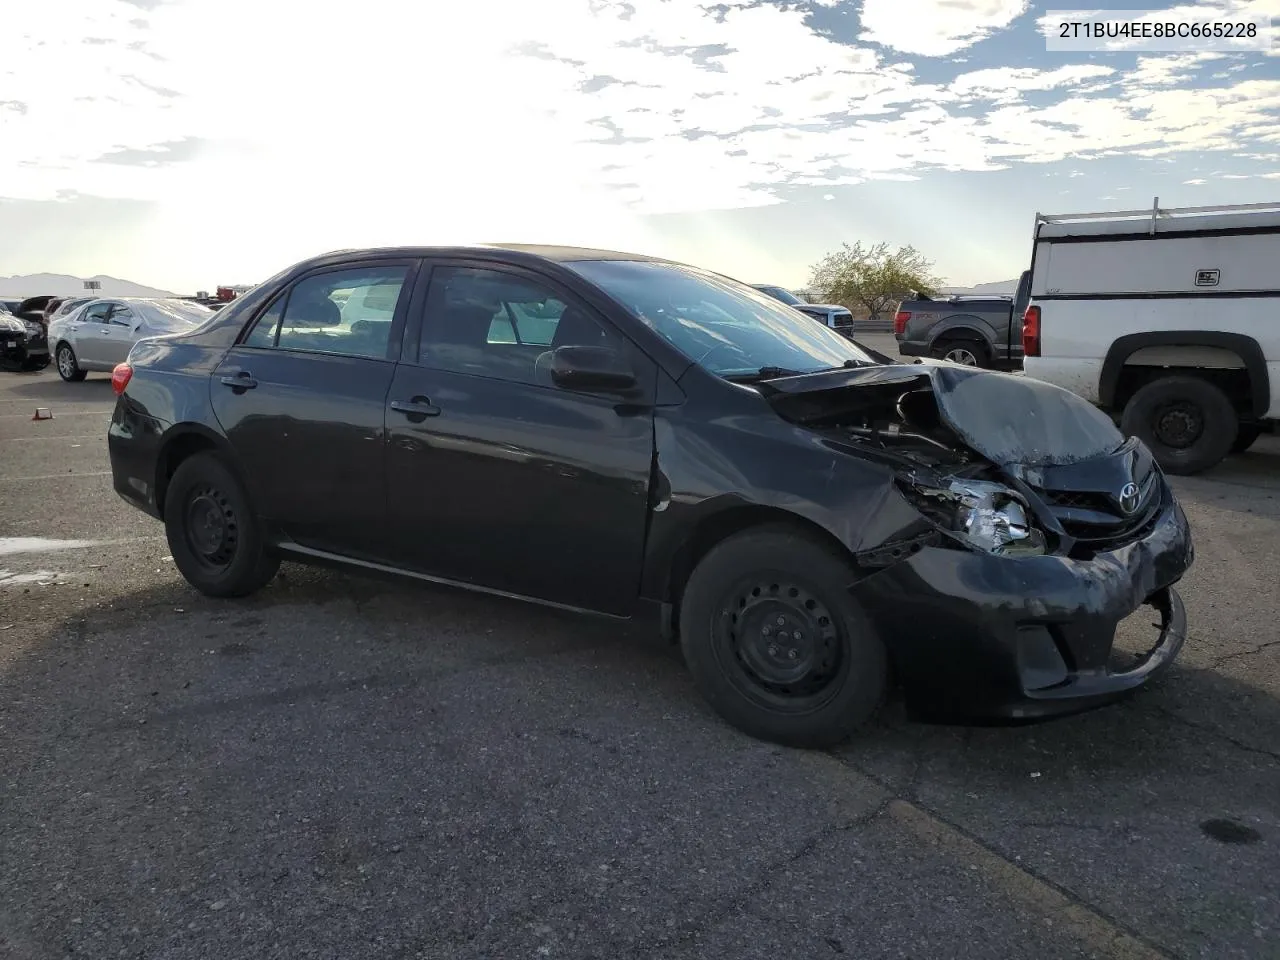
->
[248,266,408,359]
[108,306,134,326]
[569,260,874,379]
[420,266,616,386]
[83,302,112,323]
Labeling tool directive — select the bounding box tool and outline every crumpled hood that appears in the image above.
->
[756,361,1126,468]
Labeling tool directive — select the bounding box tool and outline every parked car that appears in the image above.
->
[48,296,93,321]
[0,304,51,371]
[108,244,1193,747]
[1023,199,1279,474]
[48,297,215,381]
[751,284,857,336]
[894,273,1031,369]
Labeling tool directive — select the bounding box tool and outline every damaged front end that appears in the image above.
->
[756,362,1194,720]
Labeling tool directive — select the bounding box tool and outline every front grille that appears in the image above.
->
[1038,468,1161,555]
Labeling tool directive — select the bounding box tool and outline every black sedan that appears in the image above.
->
[0,305,51,372]
[107,244,1193,747]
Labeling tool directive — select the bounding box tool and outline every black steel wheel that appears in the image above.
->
[1121,375,1237,476]
[164,452,279,598]
[679,525,888,747]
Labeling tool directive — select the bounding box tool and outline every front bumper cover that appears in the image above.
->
[850,484,1193,720]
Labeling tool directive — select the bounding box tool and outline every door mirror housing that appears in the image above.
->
[549,345,638,395]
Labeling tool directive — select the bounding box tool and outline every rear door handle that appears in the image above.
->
[220,371,258,390]
[390,396,441,418]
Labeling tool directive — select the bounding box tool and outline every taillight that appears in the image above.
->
[1022,305,1041,358]
[111,363,133,395]
[893,311,910,335]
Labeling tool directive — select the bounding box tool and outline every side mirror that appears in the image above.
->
[549,345,639,395]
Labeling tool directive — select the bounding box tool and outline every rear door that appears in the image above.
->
[384,259,657,614]
[209,259,419,557]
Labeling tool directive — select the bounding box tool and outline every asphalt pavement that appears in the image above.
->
[1,360,1277,960]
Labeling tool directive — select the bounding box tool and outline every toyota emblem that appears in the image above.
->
[1117,481,1140,515]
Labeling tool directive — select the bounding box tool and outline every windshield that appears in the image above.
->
[760,285,803,306]
[568,260,875,378]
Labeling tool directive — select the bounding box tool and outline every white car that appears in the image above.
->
[48,298,215,382]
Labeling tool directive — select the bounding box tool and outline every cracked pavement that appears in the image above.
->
[2,360,1277,960]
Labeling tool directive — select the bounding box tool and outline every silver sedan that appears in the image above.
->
[48,298,215,381]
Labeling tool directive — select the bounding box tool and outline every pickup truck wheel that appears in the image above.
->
[678,525,888,748]
[1120,375,1238,475]
[931,337,988,368]
[1232,424,1262,454]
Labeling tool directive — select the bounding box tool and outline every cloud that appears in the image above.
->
[3,0,1280,283]
[859,0,1030,56]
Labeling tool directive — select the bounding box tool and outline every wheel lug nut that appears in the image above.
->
[776,616,785,626]
[768,645,778,656]
[793,631,802,640]
[762,626,771,636]
[788,649,798,659]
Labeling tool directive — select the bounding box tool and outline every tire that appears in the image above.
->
[678,524,888,748]
[1232,423,1262,454]
[931,337,988,368]
[163,452,279,598]
[1120,375,1238,476]
[55,343,87,382]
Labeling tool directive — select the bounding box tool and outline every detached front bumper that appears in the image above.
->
[850,485,1193,720]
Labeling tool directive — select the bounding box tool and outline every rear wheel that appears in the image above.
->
[164,452,279,598]
[1232,423,1263,454]
[55,343,86,382]
[678,525,888,748]
[931,337,988,368]
[1120,375,1237,475]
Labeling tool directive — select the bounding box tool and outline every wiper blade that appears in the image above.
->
[723,366,806,382]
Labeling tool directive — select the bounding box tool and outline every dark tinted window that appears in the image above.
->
[262,266,407,359]
[420,266,616,387]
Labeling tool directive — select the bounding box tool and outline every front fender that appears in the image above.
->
[639,406,933,600]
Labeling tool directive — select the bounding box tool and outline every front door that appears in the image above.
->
[98,303,139,366]
[209,260,417,557]
[385,261,657,615]
[72,301,114,367]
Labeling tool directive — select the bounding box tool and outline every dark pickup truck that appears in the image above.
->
[894,271,1030,370]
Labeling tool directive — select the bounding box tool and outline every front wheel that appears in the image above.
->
[1120,375,1237,475]
[55,344,87,382]
[678,525,888,748]
[164,452,279,598]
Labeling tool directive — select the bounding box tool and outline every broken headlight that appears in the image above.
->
[905,478,1047,557]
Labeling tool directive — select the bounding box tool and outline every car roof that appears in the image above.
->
[295,243,680,271]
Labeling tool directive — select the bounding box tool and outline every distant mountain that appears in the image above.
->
[939,278,1020,296]
[0,273,176,299]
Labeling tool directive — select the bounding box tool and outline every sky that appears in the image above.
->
[2,0,1278,294]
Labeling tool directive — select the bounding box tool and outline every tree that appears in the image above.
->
[807,242,942,321]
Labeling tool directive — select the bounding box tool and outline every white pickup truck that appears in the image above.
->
[1021,199,1279,474]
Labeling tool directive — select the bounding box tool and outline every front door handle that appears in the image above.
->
[390,396,441,419]
[220,371,258,390]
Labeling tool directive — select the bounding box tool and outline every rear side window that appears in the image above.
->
[242,296,285,348]
[241,266,409,359]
